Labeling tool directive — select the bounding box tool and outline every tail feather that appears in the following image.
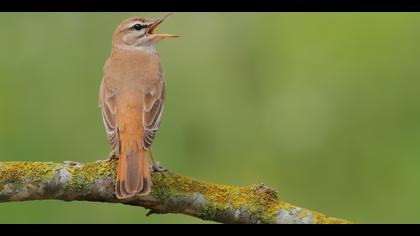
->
[138,154,151,196]
[125,149,143,193]
[116,145,151,199]
[116,155,131,198]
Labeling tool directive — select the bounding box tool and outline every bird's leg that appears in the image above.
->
[149,147,167,172]
[96,150,118,163]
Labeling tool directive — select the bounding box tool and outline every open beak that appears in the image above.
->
[147,13,179,39]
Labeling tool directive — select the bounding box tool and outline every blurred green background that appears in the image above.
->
[0,13,419,223]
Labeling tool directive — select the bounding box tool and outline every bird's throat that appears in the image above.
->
[114,44,157,54]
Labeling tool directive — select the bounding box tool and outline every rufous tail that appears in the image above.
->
[116,144,151,199]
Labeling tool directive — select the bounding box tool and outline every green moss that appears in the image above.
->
[0,162,62,195]
[150,172,283,223]
[83,162,116,179]
[148,169,327,223]
[64,160,118,196]
[311,211,352,224]
[0,160,351,224]
[0,162,62,184]
[66,161,115,180]
[151,172,185,199]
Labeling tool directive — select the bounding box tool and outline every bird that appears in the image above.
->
[99,13,178,199]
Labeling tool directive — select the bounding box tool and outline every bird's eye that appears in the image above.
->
[132,24,145,31]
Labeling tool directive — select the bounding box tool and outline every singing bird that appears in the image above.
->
[99,14,178,199]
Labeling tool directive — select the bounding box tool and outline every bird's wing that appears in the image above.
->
[142,80,165,149]
[99,77,120,154]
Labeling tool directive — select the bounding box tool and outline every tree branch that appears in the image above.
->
[0,160,351,224]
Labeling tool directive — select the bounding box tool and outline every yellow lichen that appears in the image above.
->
[0,162,61,183]
[0,160,351,224]
[150,172,283,223]
[311,211,352,224]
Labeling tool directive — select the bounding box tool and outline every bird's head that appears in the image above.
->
[112,13,178,52]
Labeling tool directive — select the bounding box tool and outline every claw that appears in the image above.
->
[148,147,167,172]
[150,161,168,172]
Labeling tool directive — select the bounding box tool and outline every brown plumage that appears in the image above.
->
[99,14,177,199]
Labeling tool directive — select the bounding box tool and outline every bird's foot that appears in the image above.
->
[150,161,168,172]
[96,152,118,163]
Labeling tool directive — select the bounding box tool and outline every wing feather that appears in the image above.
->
[99,78,120,154]
[143,81,165,149]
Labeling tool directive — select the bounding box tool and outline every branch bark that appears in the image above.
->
[0,160,351,224]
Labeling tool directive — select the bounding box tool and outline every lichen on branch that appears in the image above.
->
[0,160,351,224]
